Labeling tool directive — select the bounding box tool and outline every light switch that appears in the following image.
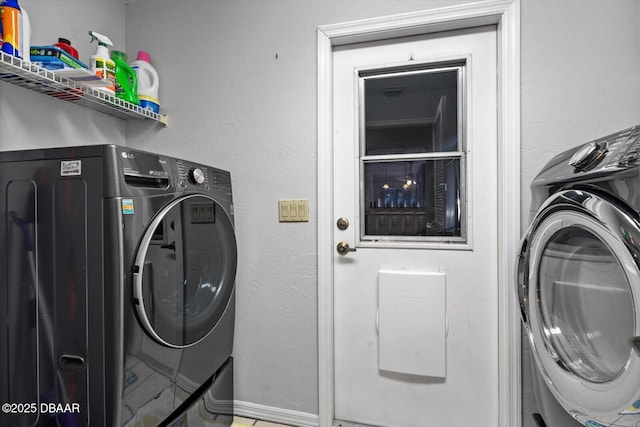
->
[279,199,309,222]
[279,201,290,219]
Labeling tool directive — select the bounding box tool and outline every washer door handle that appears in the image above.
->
[516,238,530,326]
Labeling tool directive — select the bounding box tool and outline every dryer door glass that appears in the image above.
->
[134,195,237,348]
[537,225,634,383]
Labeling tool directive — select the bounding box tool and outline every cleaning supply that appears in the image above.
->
[0,0,22,58]
[19,5,29,63]
[30,45,88,70]
[54,37,78,59]
[130,51,160,113]
[88,30,116,95]
[111,50,139,105]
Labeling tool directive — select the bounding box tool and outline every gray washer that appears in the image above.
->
[518,125,640,427]
[0,144,236,426]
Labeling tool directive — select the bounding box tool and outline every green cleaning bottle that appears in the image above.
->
[111,50,139,105]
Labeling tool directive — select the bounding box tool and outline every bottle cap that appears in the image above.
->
[58,37,71,45]
[111,50,127,61]
[136,50,152,63]
[1,0,21,9]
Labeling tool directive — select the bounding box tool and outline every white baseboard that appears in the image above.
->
[234,400,319,427]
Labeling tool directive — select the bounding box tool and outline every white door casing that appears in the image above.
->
[317,2,520,427]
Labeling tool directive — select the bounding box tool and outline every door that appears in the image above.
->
[333,26,498,427]
[133,194,237,348]
[517,189,640,426]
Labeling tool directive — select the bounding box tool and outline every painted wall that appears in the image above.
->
[1,0,639,425]
[124,0,464,419]
[521,0,640,225]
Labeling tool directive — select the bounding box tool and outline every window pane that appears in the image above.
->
[364,69,459,156]
[538,227,634,383]
[363,159,462,237]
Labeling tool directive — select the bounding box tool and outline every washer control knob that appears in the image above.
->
[189,168,205,185]
[569,141,605,170]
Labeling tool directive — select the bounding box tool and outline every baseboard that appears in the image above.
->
[234,400,319,427]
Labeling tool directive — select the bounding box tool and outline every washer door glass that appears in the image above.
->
[538,225,634,383]
[134,194,237,348]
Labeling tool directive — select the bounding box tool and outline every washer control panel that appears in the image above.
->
[176,160,232,195]
[177,160,209,190]
[567,125,640,173]
[606,127,640,167]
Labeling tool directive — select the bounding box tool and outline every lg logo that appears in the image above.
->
[121,152,135,159]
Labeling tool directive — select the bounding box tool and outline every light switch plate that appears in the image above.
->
[279,199,309,222]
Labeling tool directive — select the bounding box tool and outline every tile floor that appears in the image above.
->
[232,416,291,427]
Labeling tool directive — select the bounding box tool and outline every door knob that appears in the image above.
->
[336,241,356,256]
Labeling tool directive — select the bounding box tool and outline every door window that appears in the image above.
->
[537,226,634,383]
[134,195,237,348]
[359,64,466,243]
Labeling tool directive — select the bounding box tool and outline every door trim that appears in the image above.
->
[317,1,521,426]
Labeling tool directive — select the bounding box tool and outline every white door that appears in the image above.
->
[333,26,498,427]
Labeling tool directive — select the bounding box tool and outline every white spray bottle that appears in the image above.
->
[89,30,116,95]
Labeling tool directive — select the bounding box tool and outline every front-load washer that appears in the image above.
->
[517,125,640,427]
[0,144,237,426]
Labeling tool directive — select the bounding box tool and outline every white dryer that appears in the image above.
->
[517,125,640,426]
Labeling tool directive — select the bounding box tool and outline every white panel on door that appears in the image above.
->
[378,270,446,377]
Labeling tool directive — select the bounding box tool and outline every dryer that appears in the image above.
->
[517,125,640,426]
[0,145,236,426]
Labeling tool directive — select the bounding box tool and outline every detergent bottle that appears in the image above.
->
[130,51,160,113]
[111,50,139,105]
[0,0,21,58]
[0,13,4,51]
[89,30,116,95]
[54,37,78,59]
[20,5,29,63]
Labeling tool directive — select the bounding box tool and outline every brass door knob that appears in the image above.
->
[336,241,356,256]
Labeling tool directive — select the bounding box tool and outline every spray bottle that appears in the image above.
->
[88,30,116,95]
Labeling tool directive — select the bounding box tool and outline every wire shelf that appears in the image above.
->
[0,51,168,126]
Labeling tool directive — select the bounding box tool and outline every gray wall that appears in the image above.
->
[124,0,464,417]
[521,0,640,226]
[2,0,640,425]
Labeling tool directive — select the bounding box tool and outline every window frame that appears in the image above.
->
[356,59,469,248]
